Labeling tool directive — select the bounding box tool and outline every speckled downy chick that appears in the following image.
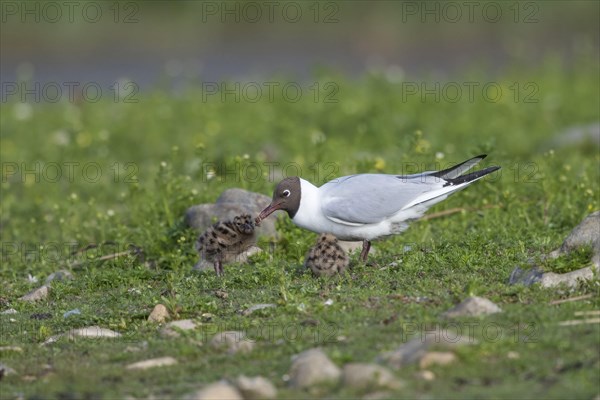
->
[195,214,256,276]
[304,233,349,277]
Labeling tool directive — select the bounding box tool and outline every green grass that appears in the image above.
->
[1,56,599,399]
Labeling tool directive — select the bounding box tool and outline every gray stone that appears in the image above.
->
[510,212,600,287]
[511,264,597,288]
[1,308,18,315]
[553,211,600,267]
[185,188,281,238]
[442,296,502,318]
[126,356,178,370]
[288,348,341,388]
[237,245,263,261]
[377,328,476,369]
[19,285,50,302]
[377,336,429,368]
[549,122,600,149]
[210,331,255,354]
[539,267,597,288]
[509,265,545,286]
[45,270,73,284]
[341,363,401,390]
[160,319,197,337]
[185,381,243,400]
[234,375,277,399]
[148,304,169,323]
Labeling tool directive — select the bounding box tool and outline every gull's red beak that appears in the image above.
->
[255,202,282,225]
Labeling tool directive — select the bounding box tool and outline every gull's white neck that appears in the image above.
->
[291,178,323,232]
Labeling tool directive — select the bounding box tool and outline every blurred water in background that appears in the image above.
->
[1,0,598,88]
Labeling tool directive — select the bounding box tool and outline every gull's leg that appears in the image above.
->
[360,240,371,262]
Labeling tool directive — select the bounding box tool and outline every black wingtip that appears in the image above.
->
[443,165,501,187]
[431,154,488,179]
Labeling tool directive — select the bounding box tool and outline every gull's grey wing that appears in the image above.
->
[320,174,439,225]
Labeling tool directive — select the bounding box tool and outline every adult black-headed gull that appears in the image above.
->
[256,155,500,262]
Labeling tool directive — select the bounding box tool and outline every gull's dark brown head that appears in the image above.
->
[256,177,301,224]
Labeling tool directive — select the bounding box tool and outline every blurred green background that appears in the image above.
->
[2,1,598,158]
[1,0,599,241]
[2,1,599,83]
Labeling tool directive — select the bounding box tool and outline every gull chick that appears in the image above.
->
[256,154,500,262]
[195,214,256,276]
[304,233,349,277]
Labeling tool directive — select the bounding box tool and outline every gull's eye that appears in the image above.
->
[282,189,291,197]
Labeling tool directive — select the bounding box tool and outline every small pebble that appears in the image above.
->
[363,392,394,400]
[63,309,81,318]
[45,270,73,284]
[377,328,475,369]
[234,375,277,400]
[126,356,178,370]
[69,326,121,339]
[419,352,457,369]
[0,346,23,353]
[185,380,243,400]
[148,304,169,323]
[341,363,401,390]
[241,304,276,316]
[210,331,255,354]
[43,326,121,345]
[442,296,502,318]
[415,370,435,381]
[201,313,215,321]
[19,285,50,302]
[288,348,341,388]
[160,319,197,337]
